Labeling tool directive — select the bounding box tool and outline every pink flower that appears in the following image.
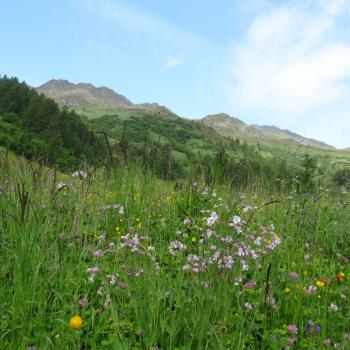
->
[287,324,298,335]
[118,282,127,289]
[78,298,88,308]
[244,281,256,289]
[306,285,317,296]
[323,339,331,346]
[92,250,104,258]
[287,338,296,345]
[289,272,298,280]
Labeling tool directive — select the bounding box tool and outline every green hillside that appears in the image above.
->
[0,76,106,169]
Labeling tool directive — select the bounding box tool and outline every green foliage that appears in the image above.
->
[0,76,106,169]
[332,167,350,189]
[297,153,318,193]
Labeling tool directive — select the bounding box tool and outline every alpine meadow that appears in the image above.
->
[1,1,350,349]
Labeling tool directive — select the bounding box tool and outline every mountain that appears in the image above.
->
[36,80,174,118]
[36,79,133,109]
[35,79,350,167]
[202,113,335,150]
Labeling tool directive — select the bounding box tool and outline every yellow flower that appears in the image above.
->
[267,239,272,244]
[284,287,291,293]
[191,237,197,243]
[303,271,308,276]
[69,315,83,329]
[316,280,325,288]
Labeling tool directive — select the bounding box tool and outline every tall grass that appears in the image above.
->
[0,155,349,349]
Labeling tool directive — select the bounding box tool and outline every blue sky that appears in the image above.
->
[1,0,350,148]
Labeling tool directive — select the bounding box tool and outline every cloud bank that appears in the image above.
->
[228,0,350,148]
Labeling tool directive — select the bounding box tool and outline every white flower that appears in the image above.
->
[72,170,88,179]
[206,211,219,227]
[56,182,66,190]
[244,302,253,311]
[168,241,186,256]
[329,303,339,312]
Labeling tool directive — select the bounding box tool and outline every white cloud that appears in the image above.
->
[227,0,350,147]
[162,56,184,70]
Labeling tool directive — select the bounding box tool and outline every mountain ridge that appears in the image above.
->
[36,79,345,151]
[36,79,170,113]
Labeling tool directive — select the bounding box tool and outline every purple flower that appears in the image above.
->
[314,325,320,333]
[118,282,127,289]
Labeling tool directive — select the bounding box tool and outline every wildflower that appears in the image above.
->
[336,272,345,282]
[109,274,118,285]
[191,236,197,243]
[147,246,155,253]
[206,211,219,227]
[168,241,186,256]
[56,182,66,190]
[69,315,83,329]
[284,287,291,294]
[323,339,331,346]
[72,170,87,179]
[287,338,296,345]
[98,235,106,243]
[329,303,339,312]
[118,282,126,289]
[107,242,115,253]
[314,325,320,333]
[244,281,256,289]
[92,250,104,258]
[306,286,317,296]
[316,280,325,288]
[306,321,320,334]
[183,218,191,225]
[244,302,253,311]
[287,324,298,334]
[289,272,298,280]
[78,298,88,308]
[218,255,234,269]
[86,267,100,282]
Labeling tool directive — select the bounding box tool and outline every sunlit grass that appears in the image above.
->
[0,156,349,349]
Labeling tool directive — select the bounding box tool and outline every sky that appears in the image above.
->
[1,0,350,148]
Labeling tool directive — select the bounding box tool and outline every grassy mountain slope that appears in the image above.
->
[36,80,171,118]
[35,79,350,170]
[202,113,335,150]
[202,113,350,167]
